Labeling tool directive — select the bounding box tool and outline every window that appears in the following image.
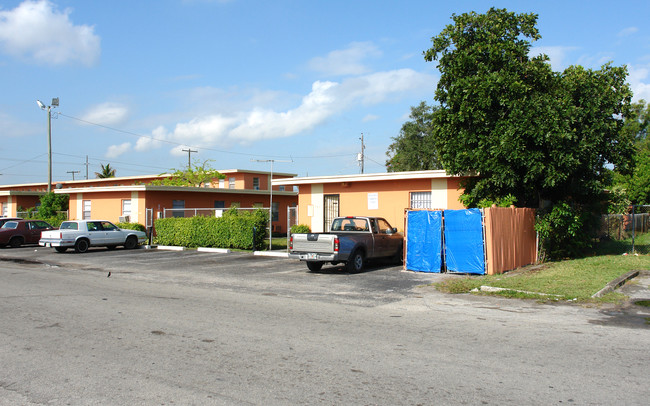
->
[253,202,264,209]
[214,201,225,209]
[377,219,394,234]
[410,192,431,209]
[229,177,236,189]
[253,177,260,190]
[83,200,91,219]
[218,179,225,188]
[272,201,279,222]
[172,200,185,218]
[279,185,285,191]
[122,199,131,216]
[1,203,6,217]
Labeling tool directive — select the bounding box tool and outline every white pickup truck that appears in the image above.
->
[39,220,147,253]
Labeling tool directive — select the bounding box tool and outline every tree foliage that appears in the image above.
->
[95,163,116,178]
[612,100,650,205]
[424,8,634,209]
[386,102,443,172]
[151,160,225,187]
[38,192,69,218]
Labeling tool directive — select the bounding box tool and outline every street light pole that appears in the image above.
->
[37,98,58,193]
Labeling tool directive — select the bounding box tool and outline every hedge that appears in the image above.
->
[116,222,147,233]
[153,208,268,250]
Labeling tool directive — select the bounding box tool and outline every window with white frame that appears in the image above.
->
[279,185,285,191]
[1,203,6,217]
[219,178,225,188]
[82,200,91,219]
[410,191,432,209]
[253,177,260,190]
[122,199,131,216]
[229,177,236,189]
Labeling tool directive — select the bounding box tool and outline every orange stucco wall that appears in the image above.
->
[295,177,467,233]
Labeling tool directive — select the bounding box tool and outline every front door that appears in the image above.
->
[323,194,339,232]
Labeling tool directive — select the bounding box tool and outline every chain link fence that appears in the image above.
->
[600,205,650,255]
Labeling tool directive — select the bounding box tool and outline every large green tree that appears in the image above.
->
[385,102,442,172]
[423,8,634,208]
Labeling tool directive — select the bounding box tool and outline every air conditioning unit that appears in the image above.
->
[119,215,130,223]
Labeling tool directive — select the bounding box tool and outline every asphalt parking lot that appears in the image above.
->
[0,244,454,307]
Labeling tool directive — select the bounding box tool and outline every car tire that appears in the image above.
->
[346,250,365,273]
[124,236,138,250]
[55,247,67,253]
[306,261,323,272]
[9,237,23,248]
[74,239,90,253]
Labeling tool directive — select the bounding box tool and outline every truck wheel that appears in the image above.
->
[55,247,67,253]
[306,261,323,272]
[74,239,90,253]
[9,237,23,248]
[346,250,365,273]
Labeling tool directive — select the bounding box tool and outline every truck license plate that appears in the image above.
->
[307,253,318,260]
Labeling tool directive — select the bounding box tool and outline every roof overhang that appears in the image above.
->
[55,185,297,196]
[272,170,472,186]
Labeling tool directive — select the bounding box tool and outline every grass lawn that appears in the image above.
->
[435,233,650,303]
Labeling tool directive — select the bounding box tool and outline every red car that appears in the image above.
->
[0,220,55,248]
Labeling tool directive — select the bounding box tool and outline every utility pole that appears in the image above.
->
[358,133,365,174]
[251,158,292,250]
[67,170,80,180]
[182,148,197,169]
[84,155,89,179]
[36,97,58,193]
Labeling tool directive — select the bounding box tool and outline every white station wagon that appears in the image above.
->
[40,220,147,253]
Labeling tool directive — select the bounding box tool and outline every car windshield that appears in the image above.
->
[1,221,18,229]
[60,222,79,230]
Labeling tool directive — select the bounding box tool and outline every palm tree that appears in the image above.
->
[95,163,116,178]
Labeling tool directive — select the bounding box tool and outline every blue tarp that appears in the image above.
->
[406,210,442,273]
[444,208,485,274]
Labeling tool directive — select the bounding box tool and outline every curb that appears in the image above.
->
[591,270,640,298]
[197,247,231,254]
[254,251,289,258]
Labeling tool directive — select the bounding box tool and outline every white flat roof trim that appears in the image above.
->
[0,190,47,196]
[272,170,469,185]
[55,185,297,195]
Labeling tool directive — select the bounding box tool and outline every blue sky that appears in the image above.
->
[1,0,649,185]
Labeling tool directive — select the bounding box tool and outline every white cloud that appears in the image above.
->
[530,46,578,71]
[131,68,435,153]
[362,114,379,122]
[307,41,381,76]
[105,142,131,158]
[628,63,650,102]
[81,102,129,126]
[0,0,100,66]
[618,27,638,37]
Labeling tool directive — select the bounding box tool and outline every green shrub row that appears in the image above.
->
[153,208,268,250]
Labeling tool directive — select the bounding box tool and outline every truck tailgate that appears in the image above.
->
[292,234,335,253]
